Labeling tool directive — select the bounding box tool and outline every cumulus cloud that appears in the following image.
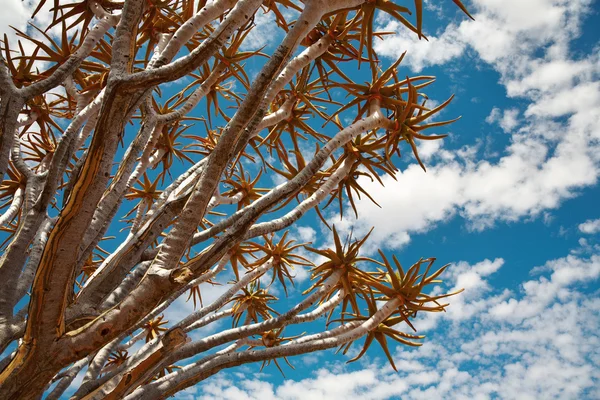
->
[375,0,593,71]
[330,118,597,249]
[373,21,466,72]
[183,250,600,400]
[486,107,520,133]
[334,0,600,249]
[0,0,32,44]
[526,81,600,118]
[579,218,600,234]
[416,138,445,161]
[239,9,281,51]
[488,254,600,322]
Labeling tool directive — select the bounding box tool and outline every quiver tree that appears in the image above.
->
[0,0,471,398]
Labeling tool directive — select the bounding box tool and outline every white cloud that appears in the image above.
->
[579,218,600,234]
[488,254,600,322]
[374,21,466,72]
[336,0,600,249]
[415,258,508,331]
[186,250,600,400]
[162,273,232,341]
[505,58,597,97]
[0,1,31,44]
[486,107,520,133]
[485,108,501,124]
[240,10,281,51]
[294,226,316,243]
[416,138,445,161]
[330,121,597,248]
[525,81,600,118]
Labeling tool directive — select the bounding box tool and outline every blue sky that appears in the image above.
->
[1,0,599,399]
[174,1,600,398]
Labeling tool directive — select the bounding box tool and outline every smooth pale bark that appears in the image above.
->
[128,299,401,399]
[0,186,23,227]
[0,95,24,202]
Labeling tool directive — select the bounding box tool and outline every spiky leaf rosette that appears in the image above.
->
[369,252,464,329]
[253,327,303,377]
[327,53,459,171]
[228,280,279,327]
[0,163,25,211]
[227,242,255,281]
[334,252,462,370]
[222,163,269,210]
[143,314,169,343]
[304,226,381,322]
[336,289,425,371]
[248,231,314,295]
[105,349,128,370]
